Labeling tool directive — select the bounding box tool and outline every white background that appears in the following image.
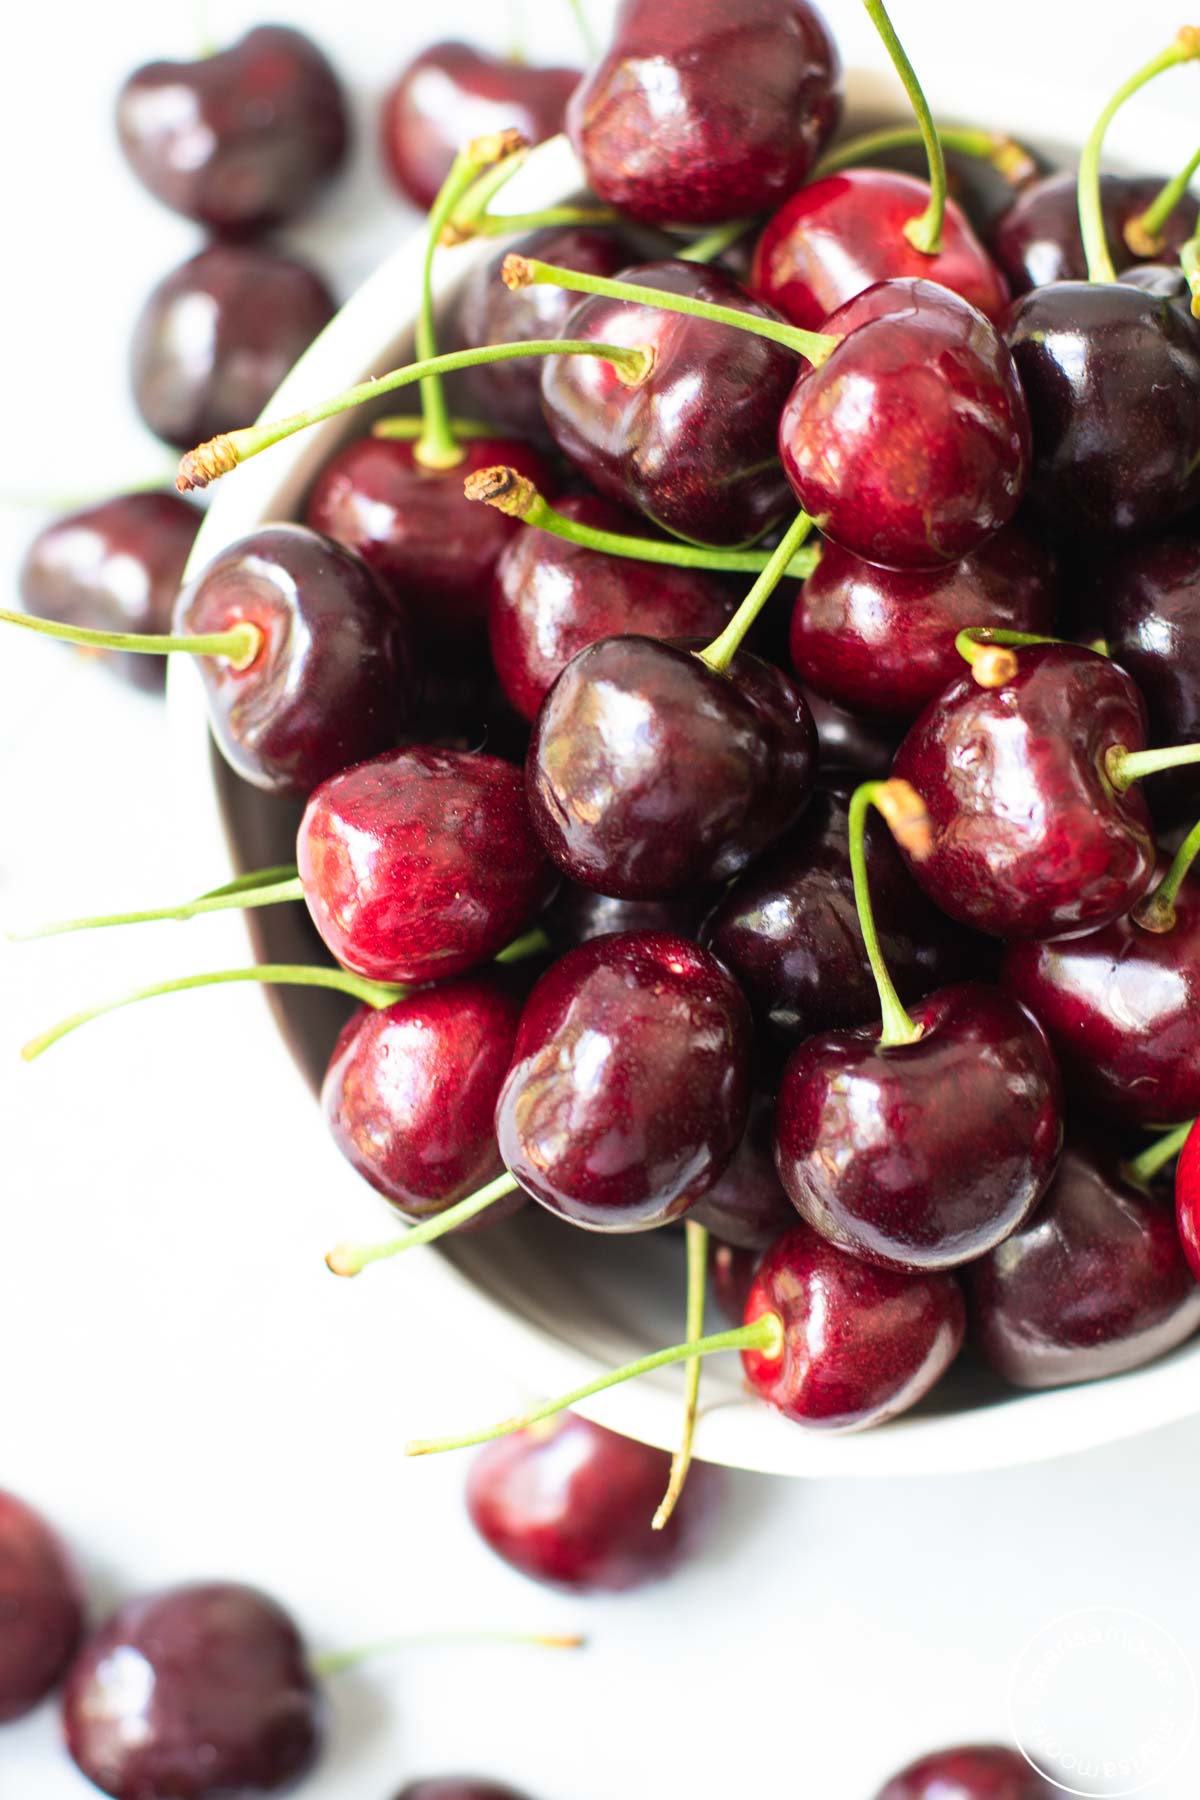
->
[3,3,1200,1796]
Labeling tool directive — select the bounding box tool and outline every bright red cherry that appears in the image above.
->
[1177,1120,1200,1281]
[0,1490,83,1723]
[989,170,1199,294]
[874,1744,1055,1799]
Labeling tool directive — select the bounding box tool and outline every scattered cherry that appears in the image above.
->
[874,1744,1055,1798]
[0,1490,83,1723]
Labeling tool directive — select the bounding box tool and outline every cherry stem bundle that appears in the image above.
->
[698,510,815,673]
[1133,817,1200,933]
[848,781,930,1049]
[1124,1119,1197,1187]
[405,1314,784,1458]
[954,627,1064,688]
[324,1171,521,1276]
[814,122,1035,186]
[1126,142,1200,254]
[860,0,947,253]
[653,1220,709,1532]
[313,1624,584,1677]
[0,607,260,669]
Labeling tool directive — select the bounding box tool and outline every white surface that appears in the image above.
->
[3,3,1200,1795]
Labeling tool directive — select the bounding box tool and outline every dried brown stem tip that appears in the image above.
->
[1176,25,1200,57]
[502,253,535,290]
[970,645,1020,688]
[1124,217,1165,257]
[176,435,237,492]
[991,135,1038,187]
[875,778,934,862]
[463,465,537,518]
[468,128,529,167]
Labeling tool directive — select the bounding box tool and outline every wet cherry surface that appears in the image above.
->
[1103,533,1200,822]
[875,1743,1056,1799]
[0,1490,83,1723]
[989,170,1200,294]
[1177,1120,1200,1283]
[690,1081,796,1249]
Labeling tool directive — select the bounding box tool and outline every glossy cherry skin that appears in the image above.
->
[116,27,347,234]
[322,975,524,1223]
[742,1224,965,1429]
[1103,535,1200,822]
[989,171,1199,294]
[489,493,735,721]
[0,1491,83,1722]
[802,684,901,778]
[1005,281,1200,538]
[780,280,1030,570]
[131,244,335,450]
[466,1411,718,1591]
[704,788,981,1043]
[495,932,751,1229]
[691,1084,795,1249]
[567,0,840,225]
[753,169,1008,331]
[711,1240,760,1323]
[18,491,200,692]
[381,42,579,212]
[298,748,554,985]
[527,636,817,899]
[176,525,413,797]
[394,1785,531,1800]
[1002,865,1200,1128]
[790,524,1058,720]
[1177,1120,1200,1282]
[775,983,1062,1272]
[62,1582,323,1800]
[306,436,549,645]
[540,260,798,546]
[967,1141,1200,1389]
[892,645,1156,940]
[875,1744,1055,1799]
[543,881,712,952]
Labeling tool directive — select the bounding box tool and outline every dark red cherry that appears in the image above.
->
[802,684,902,778]
[1004,281,1200,538]
[875,1744,1055,1799]
[322,974,524,1224]
[131,244,335,450]
[1002,861,1200,1128]
[1103,535,1200,822]
[489,493,735,721]
[394,1784,531,1800]
[455,226,640,448]
[780,279,1030,569]
[526,636,817,899]
[298,748,554,985]
[753,169,1009,331]
[690,1084,795,1249]
[775,983,1062,1271]
[176,525,414,797]
[495,932,751,1229]
[711,1240,760,1323]
[381,42,579,212]
[0,1490,83,1722]
[741,1224,965,1428]
[62,1582,323,1800]
[116,27,348,234]
[466,1410,719,1591]
[543,880,713,952]
[892,645,1156,940]
[704,788,982,1042]
[540,260,798,546]
[567,0,840,225]
[967,1140,1200,1388]
[989,170,1199,294]
[790,524,1058,720]
[18,491,200,692]
[1177,1120,1200,1282]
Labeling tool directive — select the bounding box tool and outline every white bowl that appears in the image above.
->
[169,72,1200,1478]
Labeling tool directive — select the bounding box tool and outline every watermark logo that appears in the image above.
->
[1009,1606,1198,1796]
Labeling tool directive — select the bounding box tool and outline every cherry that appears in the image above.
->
[467,1411,719,1592]
[989,170,1199,294]
[711,1240,759,1324]
[753,169,1008,331]
[495,931,751,1230]
[62,1582,324,1800]
[298,748,554,984]
[1177,1119,1200,1281]
[381,43,579,213]
[116,27,348,234]
[789,524,1057,720]
[802,684,901,778]
[690,1083,795,1249]
[176,525,414,797]
[967,1139,1200,1389]
[1104,535,1200,822]
[394,1785,532,1800]
[567,0,840,225]
[891,643,1157,940]
[543,881,713,953]
[780,278,1030,569]
[874,1744,1055,1799]
[18,491,200,692]
[0,1490,83,1723]
[131,244,335,450]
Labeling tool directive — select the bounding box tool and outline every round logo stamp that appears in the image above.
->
[1009,1606,1198,1796]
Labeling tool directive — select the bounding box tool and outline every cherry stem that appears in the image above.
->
[954,627,1065,688]
[463,466,821,577]
[21,964,407,1063]
[1126,143,1200,254]
[1078,29,1200,284]
[325,1171,521,1277]
[405,1315,784,1458]
[313,1625,584,1677]
[1123,1119,1197,1188]
[499,256,841,365]
[698,511,815,673]
[372,415,499,442]
[677,219,757,265]
[1133,816,1200,933]
[860,0,946,253]
[0,607,260,669]
[565,0,599,59]
[652,1220,708,1533]
[176,339,655,491]
[1106,741,1200,793]
[1181,233,1200,316]
[9,872,305,942]
[441,147,620,243]
[815,122,1035,187]
[848,782,929,1049]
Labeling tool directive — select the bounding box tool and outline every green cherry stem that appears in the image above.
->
[1079,29,1200,284]
[405,1315,784,1458]
[441,142,620,243]
[0,607,260,669]
[372,414,499,443]
[652,1220,709,1533]
[677,218,758,264]
[860,0,947,253]
[1106,741,1200,792]
[464,465,822,578]
[1133,817,1200,933]
[1123,1118,1197,1188]
[954,626,1067,688]
[325,1171,521,1277]
[1126,142,1200,254]
[815,121,1036,186]
[313,1625,584,1677]
[698,510,815,674]
[9,873,305,942]
[848,781,930,1049]
[1181,233,1200,316]
[500,255,842,364]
